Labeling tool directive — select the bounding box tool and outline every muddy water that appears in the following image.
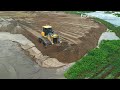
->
[0,40,65,79]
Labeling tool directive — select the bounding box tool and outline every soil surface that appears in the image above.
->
[0,11,107,63]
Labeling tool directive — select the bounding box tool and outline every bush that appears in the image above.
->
[99,40,120,53]
[93,17,120,38]
[113,13,120,17]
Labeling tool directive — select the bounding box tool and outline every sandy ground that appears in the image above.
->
[0,32,66,79]
[0,40,65,79]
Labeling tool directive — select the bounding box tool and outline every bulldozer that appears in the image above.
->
[38,25,61,47]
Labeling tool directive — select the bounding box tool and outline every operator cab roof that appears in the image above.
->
[51,34,59,38]
[43,25,52,28]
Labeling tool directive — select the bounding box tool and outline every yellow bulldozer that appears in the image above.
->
[38,25,61,47]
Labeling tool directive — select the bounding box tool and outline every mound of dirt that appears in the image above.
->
[0,17,23,34]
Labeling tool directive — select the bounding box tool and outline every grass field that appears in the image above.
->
[64,40,120,79]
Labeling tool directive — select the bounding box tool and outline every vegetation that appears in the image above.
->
[64,40,120,79]
[113,13,120,17]
[64,11,95,15]
[104,11,120,14]
[93,17,120,38]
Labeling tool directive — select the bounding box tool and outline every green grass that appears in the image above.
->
[113,13,120,17]
[64,40,120,79]
[64,11,120,79]
[64,11,95,15]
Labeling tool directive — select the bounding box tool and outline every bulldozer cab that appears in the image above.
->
[39,25,61,46]
[42,25,54,36]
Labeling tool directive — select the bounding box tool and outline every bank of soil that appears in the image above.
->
[0,11,107,63]
[0,40,66,79]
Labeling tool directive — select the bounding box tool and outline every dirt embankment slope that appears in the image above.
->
[0,11,107,63]
[17,12,107,63]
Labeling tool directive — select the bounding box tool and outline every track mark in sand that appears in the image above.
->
[60,31,80,39]
[60,35,79,44]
